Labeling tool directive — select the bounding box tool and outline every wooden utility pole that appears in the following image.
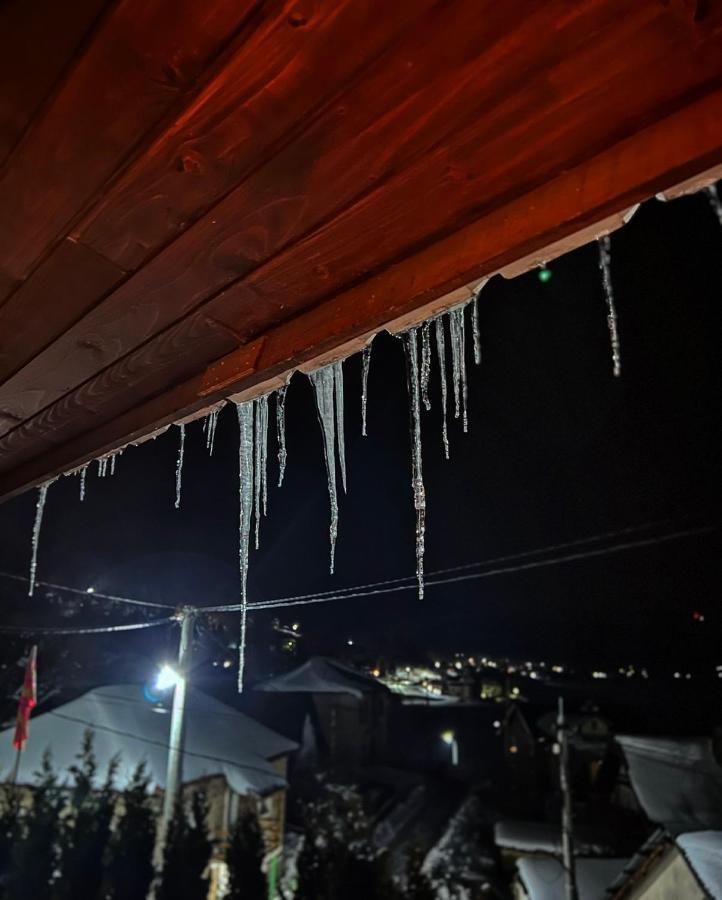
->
[557,697,578,900]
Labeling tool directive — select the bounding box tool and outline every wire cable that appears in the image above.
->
[0,571,175,611]
[0,617,176,636]
[229,524,716,613]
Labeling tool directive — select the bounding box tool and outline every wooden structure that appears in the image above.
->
[1,0,722,500]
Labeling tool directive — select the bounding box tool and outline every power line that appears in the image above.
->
[0,617,176,636]
[201,518,676,612]
[238,524,716,613]
[47,710,282,780]
[0,571,175,611]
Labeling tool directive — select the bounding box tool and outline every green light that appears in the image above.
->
[538,267,552,283]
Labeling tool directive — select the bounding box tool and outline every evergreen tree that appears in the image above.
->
[106,763,156,900]
[57,731,118,900]
[157,792,211,900]
[226,808,266,900]
[404,845,435,900]
[0,790,21,898]
[8,751,65,900]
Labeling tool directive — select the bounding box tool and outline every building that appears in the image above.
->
[0,684,298,899]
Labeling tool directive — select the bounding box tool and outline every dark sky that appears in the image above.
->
[0,189,719,690]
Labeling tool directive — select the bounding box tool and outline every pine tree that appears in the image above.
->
[157,792,211,900]
[105,763,155,900]
[7,751,65,900]
[404,845,435,900]
[57,731,118,900]
[0,790,21,899]
[226,807,266,900]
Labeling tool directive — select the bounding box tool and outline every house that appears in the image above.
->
[0,684,297,898]
[255,657,392,766]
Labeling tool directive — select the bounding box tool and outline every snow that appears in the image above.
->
[617,735,722,833]
[494,821,614,857]
[677,831,722,899]
[0,683,297,796]
[516,856,627,900]
[254,656,389,699]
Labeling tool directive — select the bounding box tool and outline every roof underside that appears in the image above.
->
[1,0,722,500]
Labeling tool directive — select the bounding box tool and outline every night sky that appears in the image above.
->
[0,189,719,696]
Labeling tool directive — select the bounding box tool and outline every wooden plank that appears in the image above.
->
[0,240,125,391]
[0,0,110,166]
[1,86,721,498]
[0,0,441,403]
[75,0,442,270]
[0,0,675,431]
[0,0,262,296]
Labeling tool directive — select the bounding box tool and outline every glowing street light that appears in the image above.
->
[155,663,183,692]
[441,729,459,766]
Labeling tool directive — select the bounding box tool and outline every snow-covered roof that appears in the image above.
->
[617,736,722,834]
[254,657,389,699]
[495,821,615,857]
[516,857,628,900]
[0,684,297,796]
[677,832,722,899]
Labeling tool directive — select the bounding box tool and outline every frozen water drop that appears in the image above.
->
[705,183,722,228]
[28,481,53,597]
[308,364,342,573]
[361,343,372,437]
[471,290,482,366]
[420,321,432,412]
[235,401,254,691]
[276,386,288,487]
[174,424,185,509]
[598,236,622,377]
[333,361,347,494]
[78,466,88,501]
[401,329,426,599]
[434,317,450,460]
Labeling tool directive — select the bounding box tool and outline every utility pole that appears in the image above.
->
[557,697,578,900]
[155,606,196,867]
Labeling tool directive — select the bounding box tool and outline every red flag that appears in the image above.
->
[13,646,37,751]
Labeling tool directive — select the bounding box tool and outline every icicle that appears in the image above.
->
[253,400,262,549]
[28,481,52,597]
[434,317,450,460]
[361,343,372,437]
[333,361,347,493]
[259,395,269,517]
[598,236,622,377]
[448,305,469,431]
[78,466,87,501]
[401,329,426,598]
[235,401,254,691]
[276,386,288,487]
[705,184,722,228]
[308,364,341,573]
[174,424,185,509]
[110,453,117,476]
[97,458,105,478]
[471,291,482,366]
[204,408,220,456]
[420,321,432,412]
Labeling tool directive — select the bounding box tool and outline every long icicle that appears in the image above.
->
[420,321,432,411]
[402,329,426,599]
[471,290,482,366]
[78,466,88,501]
[361,343,372,437]
[459,307,469,433]
[333,361,347,493]
[259,395,269,517]
[253,400,263,548]
[174,424,185,509]
[276,386,288,487]
[28,481,52,597]
[235,402,254,691]
[448,309,462,420]
[205,408,220,456]
[308,364,340,573]
[598,236,622,377]
[449,305,469,430]
[705,183,722,227]
[434,317,450,460]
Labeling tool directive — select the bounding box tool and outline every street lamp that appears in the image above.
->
[155,663,183,692]
[441,729,459,766]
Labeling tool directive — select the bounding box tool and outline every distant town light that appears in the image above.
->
[441,729,455,745]
[86,586,95,594]
[292,623,300,631]
[674,672,681,679]
[493,720,501,729]
[347,639,354,646]
[371,668,380,678]
[155,664,182,692]
[222,659,232,669]
[538,267,552,283]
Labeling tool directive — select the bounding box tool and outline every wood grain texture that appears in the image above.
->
[1,84,721,498]
[1,0,722,497]
[0,0,691,432]
[0,0,261,294]
[0,0,110,166]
